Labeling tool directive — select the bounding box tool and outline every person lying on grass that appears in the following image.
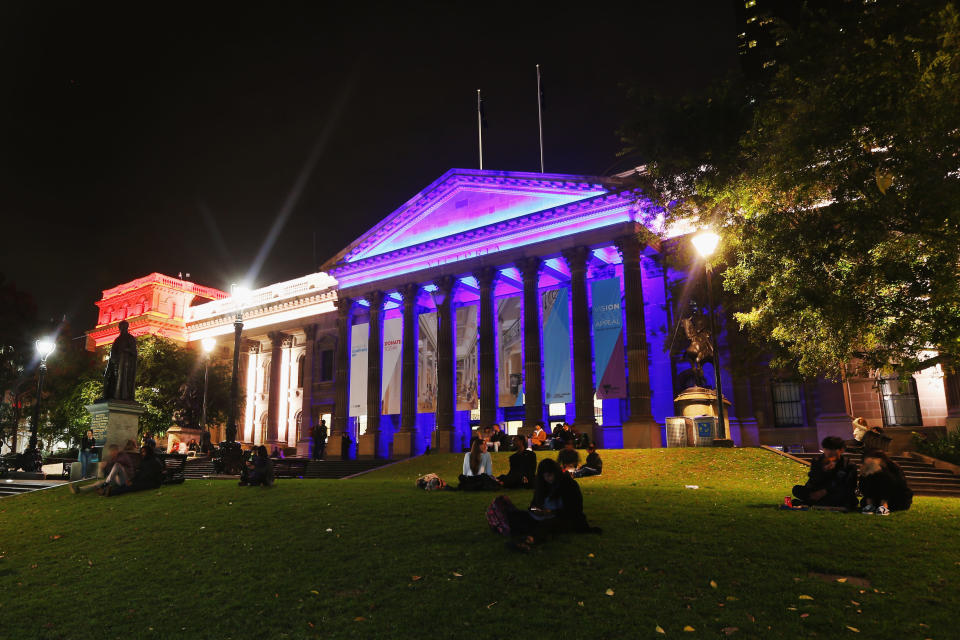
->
[859,450,913,515]
[574,444,602,478]
[105,445,164,497]
[507,458,601,551]
[497,435,536,489]
[459,440,501,490]
[789,436,858,510]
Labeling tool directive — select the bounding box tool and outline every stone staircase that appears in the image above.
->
[0,480,63,498]
[184,457,216,479]
[791,451,960,498]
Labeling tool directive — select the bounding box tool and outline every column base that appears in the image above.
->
[622,419,662,448]
[358,432,380,458]
[392,430,416,458]
[573,421,596,446]
[324,431,344,460]
[431,428,456,454]
[946,416,960,431]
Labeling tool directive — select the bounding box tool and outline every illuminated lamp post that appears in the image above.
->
[691,231,730,443]
[22,338,56,472]
[200,338,216,432]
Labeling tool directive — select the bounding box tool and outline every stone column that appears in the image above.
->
[359,291,384,458]
[328,297,352,460]
[393,283,420,458]
[517,257,544,432]
[616,235,659,448]
[563,246,595,441]
[266,331,285,444]
[474,266,498,429]
[433,275,457,452]
[945,370,960,431]
[298,324,317,457]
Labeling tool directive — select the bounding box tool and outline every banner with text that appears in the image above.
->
[497,296,524,407]
[542,287,572,404]
[349,323,369,416]
[456,305,479,411]
[417,312,438,412]
[591,278,625,398]
[381,317,402,414]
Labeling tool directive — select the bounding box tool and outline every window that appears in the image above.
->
[318,349,334,382]
[879,377,922,427]
[548,403,566,419]
[771,381,804,427]
[593,394,603,427]
[297,355,305,388]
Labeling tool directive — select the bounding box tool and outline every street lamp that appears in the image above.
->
[225,283,251,444]
[200,337,216,432]
[691,230,728,442]
[22,338,56,471]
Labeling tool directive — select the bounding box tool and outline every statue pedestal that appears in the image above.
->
[165,426,205,453]
[431,428,456,454]
[85,400,146,454]
[674,387,732,441]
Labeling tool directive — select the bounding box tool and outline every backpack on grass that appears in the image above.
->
[486,494,518,536]
[416,473,446,491]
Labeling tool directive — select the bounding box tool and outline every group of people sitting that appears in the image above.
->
[239,445,275,487]
[787,436,913,514]
[472,422,592,453]
[70,439,165,497]
[459,435,602,491]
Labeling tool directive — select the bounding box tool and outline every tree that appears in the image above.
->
[621,2,960,378]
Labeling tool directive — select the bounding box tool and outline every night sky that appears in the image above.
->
[0,1,738,330]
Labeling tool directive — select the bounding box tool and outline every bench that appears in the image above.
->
[157,453,188,484]
[271,458,309,479]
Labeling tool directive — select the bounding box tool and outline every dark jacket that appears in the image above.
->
[531,473,591,532]
[805,455,858,494]
[859,462,913,511]
[584,451,602,472]
[499,449,537,487]
[131,455,164,490]
[80,435,96,452]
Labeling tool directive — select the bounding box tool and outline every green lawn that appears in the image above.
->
[1,448,957,639]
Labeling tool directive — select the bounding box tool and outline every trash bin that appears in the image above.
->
[691,416,718,447]
[665,417,693,447]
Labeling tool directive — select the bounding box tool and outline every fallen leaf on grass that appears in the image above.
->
[486,602,497,609]
[655,625,665,634]
[800,613,809,619]
[310,590,319,595]
[452,572,463,577]
[846,626,859,633]
[587,553,595,558]
[325,528,333,532]
[746,614,756,623]
[726,596,738,602]
[837,578,847,583]
[710,580,718,588]
[798,595,814,600]
[605,588,614,596]
[788,607,797,611]
[722,628,739,636]
[683,625,696,632]
[50,535,61,540]
[850,601,860,606]
[411,576,422,581]
[354,617,366,622]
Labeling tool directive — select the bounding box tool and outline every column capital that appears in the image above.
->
[399,283,420,304]
[434,275,456,296]
[615,235,643,263]
[304,324,318,342]
[268,331,286,347]
[515,256,542,281]
[472,266,497,289]
[364,290,384,310]
[335,296,353,317]
[561,246,591,273]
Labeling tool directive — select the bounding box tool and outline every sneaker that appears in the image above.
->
[876,505,890,516]
[783,496,793,508]
[861,504,876,514]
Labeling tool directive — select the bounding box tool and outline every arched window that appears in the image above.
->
[295,411,304,441]
[297,354,305,388]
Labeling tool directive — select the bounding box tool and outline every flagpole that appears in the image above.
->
[477,89,484,170]
[536,64,544,173]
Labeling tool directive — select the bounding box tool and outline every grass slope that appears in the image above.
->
[0,449,957,639]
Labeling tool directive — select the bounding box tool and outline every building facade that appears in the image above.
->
[87,169,958,457]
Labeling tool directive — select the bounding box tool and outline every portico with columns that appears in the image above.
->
[324,169,678,457]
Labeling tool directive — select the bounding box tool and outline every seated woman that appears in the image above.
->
[241,446,275,487]
[458,440,499,490]
[497,435,537,488]
[859,450,912,515]
[506,458,601,551]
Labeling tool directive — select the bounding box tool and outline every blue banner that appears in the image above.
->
[591,277,625,398]
[542,287,572,404]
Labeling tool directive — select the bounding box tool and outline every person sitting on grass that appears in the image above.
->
[488,424,506,452]
[557,447,579,474]
[107,445,164,496]
[497,435,537,489]
[859,450,913,515]
[574,444,602,478]
[458,440,500,490]
[506,458,601,551]
[240,446,274,487]
[530,423,548,449]
[789,436,858,510]
[70,442,139,495]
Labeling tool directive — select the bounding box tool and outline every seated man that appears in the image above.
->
[497,435,537,488]
[108,445,164,496]
[574,444,602,478]
[530,423,548,449]
[790,436,858,509]
[552,423,573,450]
[488,424,506,452]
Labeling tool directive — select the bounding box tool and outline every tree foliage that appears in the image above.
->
[622,1,960,378]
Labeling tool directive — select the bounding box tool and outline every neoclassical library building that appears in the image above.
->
[86,169,959,458]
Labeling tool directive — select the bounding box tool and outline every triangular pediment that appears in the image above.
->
[329,169,613,266]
